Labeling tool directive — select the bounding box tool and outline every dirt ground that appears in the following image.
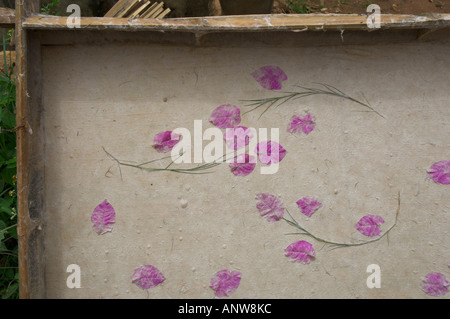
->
[272,0,450,14]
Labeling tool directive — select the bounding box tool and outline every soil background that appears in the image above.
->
[272,0,450,14]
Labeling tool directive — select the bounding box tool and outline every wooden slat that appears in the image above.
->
[0,7,15,27]
[16,0,31,301]
[139,2,159,18]
[22,13,450,32]
[141,2,164,19]
[15,0,44,300]
[148,7,163,18]
[156,8,171,19]
[123,0,149,18]
[0,50,15,74]
[128,1,152,19]
[104,0,138,17]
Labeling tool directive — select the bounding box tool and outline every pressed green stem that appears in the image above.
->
[282,192,400,249]
[103,147,225,176]
[243,83,385,119]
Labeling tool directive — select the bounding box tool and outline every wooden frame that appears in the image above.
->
[14,0,450,299]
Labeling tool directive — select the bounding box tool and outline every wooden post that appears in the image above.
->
[16,0,44,299]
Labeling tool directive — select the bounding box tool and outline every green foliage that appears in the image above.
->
[0,31,18,300]
[41,0,61,15]
[287,0,311,14]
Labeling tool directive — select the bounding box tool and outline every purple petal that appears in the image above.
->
[251,66,287,90]
[131,265,166,290]
[287,113,316,135]
[421,272,450,297]
[209,104,241,129]
[152,131,181,153]
[428,160,450,185]
[296,196,322,217]
[255,141,287,165]
[355,214,385,237]
[210,269,241,297]
[255,193,284,222]
[224,126,253,150]
[229,154,256,177]
[91,200,116,235]
[285,240,315,264]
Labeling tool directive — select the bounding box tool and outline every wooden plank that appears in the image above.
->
[139,2,159,18]
[0,7,15,27]
[148,7,163,19]
[104,0,137,17]
[141,2,164,19]
[0,50,15,74]
[22,13,450,32]
[156,8,171,19]
[116,0,145,18]
[128,1,151,19]
[15,0,44,300]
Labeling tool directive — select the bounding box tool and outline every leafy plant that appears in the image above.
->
[287,0,312,14]
[41,0,61,15]
[0,31,18,299]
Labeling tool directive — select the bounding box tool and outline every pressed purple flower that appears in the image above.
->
[355,215,385,237]
[209,104,241,129]
[91,200,116,235]
[251,66,287,90]
[255,193,284,222]
[255,141,287,165]
[210,269,241,297]
[428,160,450,185]
[152,131,181,153]
[229,154,256,177]
[131,265,166,290]
[224,126,253,150]
[285,240,315,264]
[287,113,316,135]
[296,196,322,217]
[421,272,450,297]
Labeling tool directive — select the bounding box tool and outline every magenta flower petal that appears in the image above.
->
[428,160,450,185]
[152,131,181,153]
[251,66,287,90]
[209,104,241,129]
[91,200,116,235]
[287,113,316,135]
[296,196,322,217]
[229,154,256,177]
[131,265,166,290]
[255,141,287,165]
[285,240,315,264]
[421,272,450,297]
[255,193,284,222]
[224,126,253,150]
[355,214,385,237]
[210,269,241,297]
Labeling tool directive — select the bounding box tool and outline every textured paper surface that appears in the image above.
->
[42,35,450,298]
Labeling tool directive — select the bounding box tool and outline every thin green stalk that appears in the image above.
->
[0,223,17,233]
[103,147,226,176]
[282,192,400,249]
[242,82,385,119]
